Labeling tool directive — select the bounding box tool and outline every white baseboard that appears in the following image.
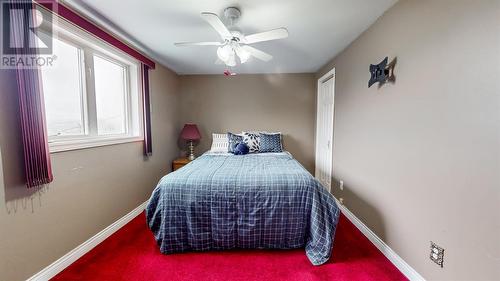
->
[336,200,425,281]
[27,201,149,281]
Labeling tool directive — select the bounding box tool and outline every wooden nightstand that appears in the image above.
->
[172,158,191,171]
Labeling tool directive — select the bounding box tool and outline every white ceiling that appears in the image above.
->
[64,0,397,74]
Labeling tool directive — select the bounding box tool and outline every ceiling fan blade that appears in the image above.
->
[201,12,232,39]
[174,41,222,47]
[244,28,289,44]
[241,45,273,62]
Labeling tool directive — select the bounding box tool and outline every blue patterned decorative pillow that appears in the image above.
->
[227,132,243,153]
[259,133,283,153]
[233,142,249,155]
[242,132,260,153]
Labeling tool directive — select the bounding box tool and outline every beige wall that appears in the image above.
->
[317,0,500,280]
[2,1,499,280]
[0,64,180,281]
[178,74,317,173]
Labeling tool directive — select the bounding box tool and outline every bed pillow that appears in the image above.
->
[233,142,249,155]
[210,133,229,152]
[242,132,260,153]
[227,132,243,153]
[259,133,283,153]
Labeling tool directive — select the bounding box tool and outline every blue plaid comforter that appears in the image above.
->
[146,152,340,265]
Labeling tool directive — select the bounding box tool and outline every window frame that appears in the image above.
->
[41,17,144,153]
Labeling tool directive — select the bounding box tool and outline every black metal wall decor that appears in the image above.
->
[368,56,396,88]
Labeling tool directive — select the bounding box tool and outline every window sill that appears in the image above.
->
[49,136,144,153]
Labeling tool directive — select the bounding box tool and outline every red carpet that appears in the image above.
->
[52,212,407,281]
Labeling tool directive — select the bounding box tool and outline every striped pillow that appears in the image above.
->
[210,133,229,152]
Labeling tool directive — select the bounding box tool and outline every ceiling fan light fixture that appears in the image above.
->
[217,45,233,62]
[226,52,237,67]
[235,45,251,64]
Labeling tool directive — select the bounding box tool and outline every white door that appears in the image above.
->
[315,69,335,191]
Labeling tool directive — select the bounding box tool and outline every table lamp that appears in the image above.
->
[180,123,201,160]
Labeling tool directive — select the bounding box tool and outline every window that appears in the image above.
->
[40,20,142,152]
[94,55,127,135]
[42,38,85,137]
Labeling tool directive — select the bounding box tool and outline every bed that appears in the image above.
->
[146,151,340,265]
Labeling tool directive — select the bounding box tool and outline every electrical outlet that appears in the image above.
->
[339,180,344,190]
[430,241,445,268]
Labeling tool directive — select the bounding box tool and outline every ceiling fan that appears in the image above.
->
[174,7,289,67]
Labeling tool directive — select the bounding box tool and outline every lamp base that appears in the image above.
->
[187,140,196,160]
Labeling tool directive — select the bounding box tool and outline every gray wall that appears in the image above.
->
[178,74,317,173]
[0,64,181,281]
[317,0,500,280]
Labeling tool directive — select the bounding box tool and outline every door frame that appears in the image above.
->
[315,67,336,191]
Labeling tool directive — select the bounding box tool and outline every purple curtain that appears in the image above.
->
[10,2,53,188]
[142,64,152,156]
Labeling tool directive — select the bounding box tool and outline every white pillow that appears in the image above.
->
[210,133,229,152]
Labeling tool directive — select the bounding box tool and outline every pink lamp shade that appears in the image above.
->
[180,124,201,141]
